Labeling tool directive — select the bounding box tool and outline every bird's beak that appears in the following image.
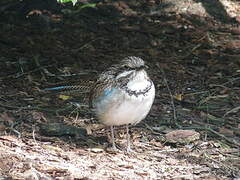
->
[137,65,147,71]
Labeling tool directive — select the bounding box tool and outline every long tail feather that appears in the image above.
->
[44,85,84,91]
[43,85,92,96]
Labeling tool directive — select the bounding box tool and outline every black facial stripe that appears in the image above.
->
[136,65,145,71]
[122,66,134,71]
[121,64,145,72]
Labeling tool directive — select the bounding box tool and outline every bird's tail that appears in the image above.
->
[44,84,91,94]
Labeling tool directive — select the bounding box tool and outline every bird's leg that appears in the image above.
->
[110,126,117,150]
[126,124,132,153]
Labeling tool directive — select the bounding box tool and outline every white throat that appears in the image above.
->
[126,70,149,92]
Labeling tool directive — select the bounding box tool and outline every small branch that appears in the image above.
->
[157,64,178,126]
[223,105,240,117]
[208,128,240,148]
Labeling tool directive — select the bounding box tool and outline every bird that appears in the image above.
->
[45,56,155,152]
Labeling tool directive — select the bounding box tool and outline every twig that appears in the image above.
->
[0,103,69,113]
[0,64,55,80]
[32,125,37,144]
[144,123,163,136]
[223,105,240,117]
[203,152,239,174]
[208,128,240,148]
[72,38,101,53]
[181,125,240,148]
[157,63,178,126]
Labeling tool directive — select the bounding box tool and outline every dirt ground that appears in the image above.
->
[0,0,240,179]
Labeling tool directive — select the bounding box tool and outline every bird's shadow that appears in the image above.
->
[39,122,109,149]
[193,0,234,24]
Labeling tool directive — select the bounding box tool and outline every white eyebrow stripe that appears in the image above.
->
[115,70,134,80]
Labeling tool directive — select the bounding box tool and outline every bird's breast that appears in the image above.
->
[93,78,155,126]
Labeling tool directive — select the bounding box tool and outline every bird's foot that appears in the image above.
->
[106,144,121,153]
[126,145,135,154]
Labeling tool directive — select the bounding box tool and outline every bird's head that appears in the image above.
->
[114,56,147,80]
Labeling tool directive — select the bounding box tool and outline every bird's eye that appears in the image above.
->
[123,65,131,70]
[140,65,147,69]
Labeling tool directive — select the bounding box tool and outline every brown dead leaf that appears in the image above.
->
[165,130,200,144]
[89,148,104,153]
[219,127,234,137]
[32,111,47,123]
[175,94,184,101]
[226,40,240,49]
[231,27,240,35]
[0,124,6,131]
[0,112,15,124]
[0,135,24,147]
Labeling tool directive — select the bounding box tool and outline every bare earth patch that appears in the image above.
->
[0,134,239,179]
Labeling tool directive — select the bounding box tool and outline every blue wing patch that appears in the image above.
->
[103,88,114,97]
